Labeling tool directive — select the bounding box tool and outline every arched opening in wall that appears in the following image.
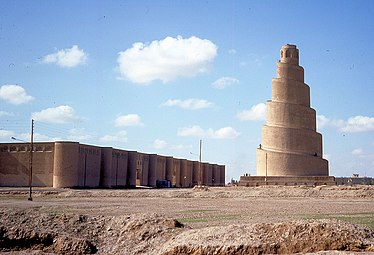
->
[285,50,290,57]
[285,183,288,186]
[274,182,278,185]
[281,50,284,58]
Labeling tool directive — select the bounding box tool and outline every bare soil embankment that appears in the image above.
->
[0,185,374,254]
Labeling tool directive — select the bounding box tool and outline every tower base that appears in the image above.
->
[256,148,329,176]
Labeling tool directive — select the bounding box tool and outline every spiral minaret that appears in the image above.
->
[256,44,329,176]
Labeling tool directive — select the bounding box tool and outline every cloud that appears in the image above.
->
[352,148,364,156]
[162,98,214,110]
[0,129,58,142]
[211,77,239,89]
[99,131,128,143]
[317,115,374,133]
[151,139,167,149]
[351,148,374,164]
[117,36,217,84]
[340,116,374,133]
[316,115,345,131]
[42,45,87,68]
[0,111,12,117]
[27,132,51,142]
[0,129,15,140]
[177,125,240,139]
[115,114,144,127]
[32,105,84,124]
[174,144,193,150]
[213,127,240,139]
[0,85,34,105]
[237,103,266,121]
[228,49,236,55]
[67,128,93,141]
[316,115,331,129]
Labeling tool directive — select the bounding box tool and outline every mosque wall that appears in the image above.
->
[0,141,225,188]
[0,143,54,187]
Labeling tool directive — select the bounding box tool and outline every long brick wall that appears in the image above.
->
[0,142,225,188]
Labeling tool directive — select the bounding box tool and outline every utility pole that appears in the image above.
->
[265,152,268,186]
[28,119,34,201]
[199,139,202,186]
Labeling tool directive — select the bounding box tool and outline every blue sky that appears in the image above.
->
[1,1,374,181]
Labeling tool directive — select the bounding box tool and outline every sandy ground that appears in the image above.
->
[1,185,374,254]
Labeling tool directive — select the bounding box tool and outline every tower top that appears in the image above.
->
[280,44,299,65]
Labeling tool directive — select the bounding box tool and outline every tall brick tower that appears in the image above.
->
[256,44,329,177]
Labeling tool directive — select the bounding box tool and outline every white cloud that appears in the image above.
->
[177,125,240,139]
[0,111,12,117]
[352,148,364,156]
[237,103,266,121]
[151,139,167,149]
[0,130,57,143]
[115,114,144,127]
[174,144,193,150]
[0,129,15,140]
[28,133,51,142]
[316,115,345,131]
[178,125,206,137]
[211,77,239,89]
[117,36,217,84]
[32,105,84,124]
[340,116,374,133]
[8,132,51,142]
[99,131,128,143]
[213,127,240,139]
[316,115,330,129]
[0,85,34,105]
[162,98,214,110]
[317,115,374,133]
[42,45,87,68]
[67,128,93,141]
[228,49,236,55]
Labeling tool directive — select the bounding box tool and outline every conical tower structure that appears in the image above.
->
[256,44,329,177]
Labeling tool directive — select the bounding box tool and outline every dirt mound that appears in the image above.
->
[0,210,100,254]
[100,215,185,254]
[0,209,184,255]
[51,185,374,199]
[1,208,374,254]
[159,220,374,255]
